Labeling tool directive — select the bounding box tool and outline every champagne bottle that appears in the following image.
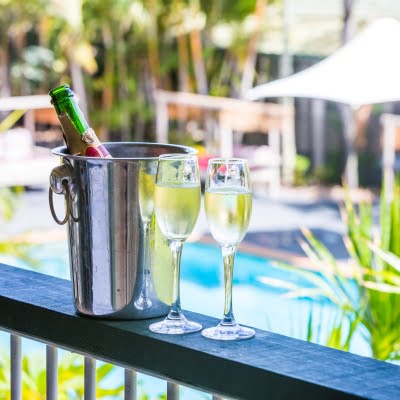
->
[49,84,111,158]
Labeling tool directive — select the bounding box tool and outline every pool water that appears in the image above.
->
[9,240,344,337]
[0,241,370,399]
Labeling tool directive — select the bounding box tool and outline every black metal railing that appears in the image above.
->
[0,262,398,400]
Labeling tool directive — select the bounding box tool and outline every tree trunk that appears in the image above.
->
[311,99,326,169]
[0,45,11,98]
[176,34,191,135]
[0,43,11,124]
[341,104,359,188]
[340,0,358,188]
[342,0,355,44]
[240,0,266,97]
[280,0,296,185]
[100,25,114,141]
[69,55,88,119]
[116,31,130,141]
[189,29,208,94]
[13,30,29,95]
[134,66,149,142]
[177,34,191,92]
[147,7,161,92]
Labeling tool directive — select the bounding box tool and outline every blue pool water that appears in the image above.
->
[0,241,370,399]
[5,240,340,335]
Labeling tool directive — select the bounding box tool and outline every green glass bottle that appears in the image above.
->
[49,84,111,158]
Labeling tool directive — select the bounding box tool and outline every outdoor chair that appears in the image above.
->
[154,90,294,196]
[0,95,58,187]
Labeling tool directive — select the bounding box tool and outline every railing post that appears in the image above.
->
[10,334,21,400]
[124,369,137,400]
[167,382,179,400]
[1,264,400,400]
[46,345,58,400]
[84,356,96,400]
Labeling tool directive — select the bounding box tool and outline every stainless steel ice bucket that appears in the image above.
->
[49,142,196,319]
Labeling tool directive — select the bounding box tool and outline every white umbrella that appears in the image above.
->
[246,18,400,187]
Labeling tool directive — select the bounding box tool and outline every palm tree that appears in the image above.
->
[84,0,156,140]
[44,0,98,117]
[0,0,46,97]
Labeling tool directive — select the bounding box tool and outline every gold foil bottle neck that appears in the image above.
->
[57,112,83,156]
[82,128,95,144]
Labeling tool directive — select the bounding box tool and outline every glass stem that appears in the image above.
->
[221,245,237,326]
[142,221,152,302]
[135,220,153,310]
[168,240,183,319]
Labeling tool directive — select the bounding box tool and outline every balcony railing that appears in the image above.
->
[0,262,399,400]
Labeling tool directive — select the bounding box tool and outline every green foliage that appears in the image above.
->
[11,46,58,91]
[0,188,20,221]
[293,154,311,186]
[0,350,169,399]
[266,181,400,360]
[0,188,39,268]
[341,180,400,359]
[200,0,258,22]
[0,353,125,399]
[305,309,360,352]
[313,150,343,184]
[1,0,272,141]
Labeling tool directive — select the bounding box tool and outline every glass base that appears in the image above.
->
[201,322,255,341]
[134,295,152,310]
[149,315,202,335]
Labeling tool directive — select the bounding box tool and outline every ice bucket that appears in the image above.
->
[49,142,196,319]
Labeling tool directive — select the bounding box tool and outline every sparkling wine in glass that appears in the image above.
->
[149,154,202,334]
[202,158,255,340]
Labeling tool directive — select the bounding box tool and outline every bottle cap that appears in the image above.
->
[49,85,75,104]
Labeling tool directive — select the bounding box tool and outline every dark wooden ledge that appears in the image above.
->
[0,263,398,400]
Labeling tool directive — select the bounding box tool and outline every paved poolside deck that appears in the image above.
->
[1,184,378,267]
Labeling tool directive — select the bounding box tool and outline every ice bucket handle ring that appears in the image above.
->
[49,164,78,225]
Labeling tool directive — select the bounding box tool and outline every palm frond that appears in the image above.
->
[368,241,400,275]
[362,280,400,294]
[302,229,354,296]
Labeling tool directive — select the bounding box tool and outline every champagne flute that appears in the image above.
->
[135,162,157,310]
[202,158,255,340]
[149,154,202,334]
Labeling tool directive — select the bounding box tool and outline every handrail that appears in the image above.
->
[155,90,293,116]
[0,95,51,111]
[153,90,295,188]
[0,263,398,400]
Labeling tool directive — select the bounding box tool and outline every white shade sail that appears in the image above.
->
[246,18,400,107]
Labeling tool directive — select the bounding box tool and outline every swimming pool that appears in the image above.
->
[6,240,337,335]
[2,240,371,347]
[0,240,370,399]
